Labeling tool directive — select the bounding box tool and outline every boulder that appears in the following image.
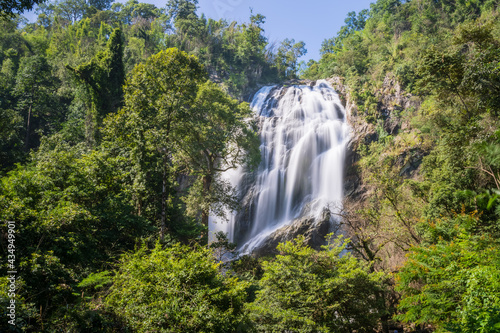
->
[250,208,333,257]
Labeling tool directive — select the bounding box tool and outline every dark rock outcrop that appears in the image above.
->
[327,74,424,201]
[377,73,421,136]
[250,208,334,257]
[327,77,376,200]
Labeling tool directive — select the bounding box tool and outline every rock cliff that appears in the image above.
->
[238,75,423,256]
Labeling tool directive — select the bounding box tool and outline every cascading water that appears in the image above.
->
[210,80,350,254]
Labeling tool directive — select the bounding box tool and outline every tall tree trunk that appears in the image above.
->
[24,101,32,152]
[160,120,172,242]
[375,288,391,333]
[201,174,213,245]
[160,160,169,242]
[83,85,96,147]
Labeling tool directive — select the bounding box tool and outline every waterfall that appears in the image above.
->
[210,80,350,254]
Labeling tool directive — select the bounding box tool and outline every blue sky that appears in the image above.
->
[24,0,375,62]
[195,0,374,61]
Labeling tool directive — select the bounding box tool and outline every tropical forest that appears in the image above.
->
[0,0,499,332]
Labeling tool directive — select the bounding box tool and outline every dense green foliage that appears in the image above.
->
[0,1,311,331]
[0,136,152,330]
[0,0,47,18]
[104,48,207,242]
[0,0,305,169]
[106,242,251,332]
[1,0,500,331]
[67,27,125,145]
[302,0,500,331]
[248,236,387,333]
[396,213,500,331]
[173,80,260,231]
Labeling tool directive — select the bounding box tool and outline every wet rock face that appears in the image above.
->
[343,143,362,200]
[378,73,421,136]
[327,74,425,201]
[397,147,425,178]
[230,165,260,246]
[328,77,374,201]
[250,208,333,257]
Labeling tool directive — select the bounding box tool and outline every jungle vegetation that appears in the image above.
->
[1,0,499,332]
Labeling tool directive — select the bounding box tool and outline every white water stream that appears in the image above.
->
[210,80,350,254]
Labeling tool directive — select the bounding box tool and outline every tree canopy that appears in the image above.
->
[1,0,46,17]
[1,0,500,331]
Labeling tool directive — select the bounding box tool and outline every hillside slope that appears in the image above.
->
[308,0,500,330]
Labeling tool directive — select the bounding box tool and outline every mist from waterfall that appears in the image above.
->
[210,80,350,254]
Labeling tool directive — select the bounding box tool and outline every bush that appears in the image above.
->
[105,242,251,332]
[248,236,388,333]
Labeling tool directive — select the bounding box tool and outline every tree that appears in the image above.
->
[53,0,88,23]
[87,0,113,11]
[166,0,198,28]
[105,242,251,332]
[0,31,25,168]
[103,48,206,241]
[275,38,307,79]
[248,236,387,332]
[320,9,368,55]
[369,0,402,17]
[173,80,260,233]
[0,0,46,17]
[44,0,113,23]
[417,46,470,117]
[67,27,124,145]
[396,213,500,332]
[0,108,23,169]
[14,55,60,151]
[112,0,160,25]
[0,134,152,330]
